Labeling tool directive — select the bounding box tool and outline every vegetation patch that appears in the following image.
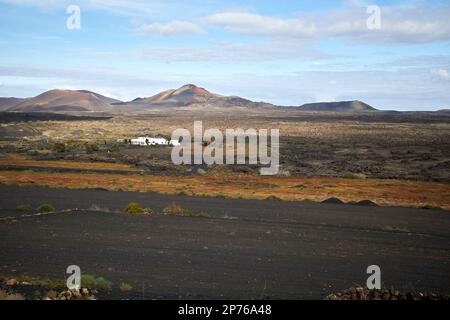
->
[163,203,209,218]
[80,275,112,291]
[37,203,55,213]
[124,202,153,215]
[16,204,34,212]
[15,275,66,290]
[1,171,449,211]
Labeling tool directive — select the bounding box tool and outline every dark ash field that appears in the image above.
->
[1,185,449,299]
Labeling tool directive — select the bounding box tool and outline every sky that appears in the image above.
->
[0,0,450,110]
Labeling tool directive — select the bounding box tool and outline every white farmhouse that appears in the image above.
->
[130,137,180,146]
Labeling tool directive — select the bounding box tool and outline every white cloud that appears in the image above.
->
[206,12,316,38]
[431,69,450,81]
[137,39,328,63]
[136,21,205,36]
[205,4,450,44]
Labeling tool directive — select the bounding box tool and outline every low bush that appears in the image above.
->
[16,205,34,212]
[81,275,112,291]
[163,203,209,218]
[37,203,55,213]
[124,202,153,215]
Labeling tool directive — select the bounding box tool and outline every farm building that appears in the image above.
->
[130,137,180,146]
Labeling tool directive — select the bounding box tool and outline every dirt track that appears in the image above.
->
[0,185,449,299]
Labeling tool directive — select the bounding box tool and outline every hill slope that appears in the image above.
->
[298,100,378,112]
[0,98,27,111]
[7,90,121,112]
[120,84,264,108]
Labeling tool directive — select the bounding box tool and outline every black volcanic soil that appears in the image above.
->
[0,185,449,299]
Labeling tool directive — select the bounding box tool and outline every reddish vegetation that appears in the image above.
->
[0,171,448,210]
[0,159,139,172]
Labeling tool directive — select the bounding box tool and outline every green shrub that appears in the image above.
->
[16,205,34,212]
[37,203,55,213]
[163,203,209,218]
[94,277,113,291]
[81,275,112,291]
[124,202,152,215]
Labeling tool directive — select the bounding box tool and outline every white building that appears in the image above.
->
[130,137,180,146]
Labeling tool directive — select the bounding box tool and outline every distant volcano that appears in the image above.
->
[122,84,256,108]
[298,100,377,112]
[129,84,218,106]
[4,89,120,112]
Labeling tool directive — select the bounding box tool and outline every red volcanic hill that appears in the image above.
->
[6,89,121,112]
[128,84,222,106]
[121,84,265,109]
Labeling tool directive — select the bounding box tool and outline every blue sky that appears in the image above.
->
[0,0,450,110]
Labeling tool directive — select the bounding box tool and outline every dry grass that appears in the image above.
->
[162,202,209,217]
[0,154,139,172]
[0,170,448,210]
[15,114,450,145]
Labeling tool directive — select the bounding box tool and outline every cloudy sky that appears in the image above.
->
[0,0,449,110]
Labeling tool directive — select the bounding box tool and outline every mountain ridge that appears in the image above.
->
[0,84,382,113]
